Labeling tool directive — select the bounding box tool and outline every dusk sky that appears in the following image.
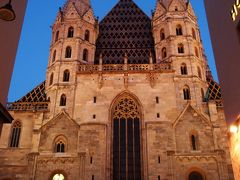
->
[8,0,217,102]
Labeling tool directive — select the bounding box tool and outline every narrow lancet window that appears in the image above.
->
[10,121,21,148]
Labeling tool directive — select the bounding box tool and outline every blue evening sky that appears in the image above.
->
[8,0,217,102]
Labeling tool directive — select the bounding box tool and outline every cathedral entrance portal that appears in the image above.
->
[112,94,142,180]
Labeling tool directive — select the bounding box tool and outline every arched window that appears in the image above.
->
[178,44,184,53]
[176,25,183,35]
[192,28,196,39]
[160,29,165,40]
[55,31,59,42]
[65,46,72,58]
[55,140,65,153]
[189,171,204,180]
[60,94,66,106]
[191,134,197,150]
[181,63,188,75]
[183,86,191,100]
[10,121,21,148]
[67,26,74,38]
[52,50,56,63]
[49,73,54,86]
[197,67,202,79]
[85,30,90,41]
[195,47,199,58]
[83,49,88,61]
[63,70,70,82]
[161,47,167,58]
[52,174,65,180]
[201,88,205,102]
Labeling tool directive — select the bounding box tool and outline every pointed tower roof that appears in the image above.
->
[159,0,188,10]
[63,0,91,17]
[95,0,155,64]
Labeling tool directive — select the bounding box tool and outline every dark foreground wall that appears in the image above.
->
[204,0,240,122]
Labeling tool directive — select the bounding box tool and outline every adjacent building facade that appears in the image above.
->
[0,0,28,135]
[0,0,234,179]
[204,0,240,179]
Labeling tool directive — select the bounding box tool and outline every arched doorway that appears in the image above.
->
[51,173,65,180]
[112,94,142,180]
[189,171,204,180]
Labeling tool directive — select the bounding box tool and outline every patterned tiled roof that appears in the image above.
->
[16,81,47,103]
[206,78,222,100]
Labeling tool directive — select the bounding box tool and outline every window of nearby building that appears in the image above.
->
[183,86,191,100]
[192,28,196,40]
[52,174,65,180]
[176,25,183,35]
[55,31,59,42]
[178,44,184,53]
[160,29,165,40]
[65,46,72,58]
[52,50,56,63]
[85,30,90,41]
[67,26,74,38]
[83,49,88,61]
[10,121,21,148]
[63,70,70,82]
[181,63,188,75]
[161,47,167,58]
[60,94,66,106]
[50,73,54,86]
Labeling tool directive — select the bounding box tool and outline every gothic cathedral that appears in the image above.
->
[0,0,234,180]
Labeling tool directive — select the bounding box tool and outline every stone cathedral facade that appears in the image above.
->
[0,0,234,180]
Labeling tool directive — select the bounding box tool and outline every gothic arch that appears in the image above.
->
[49,170,67,180]
[186,167,206,180]
[109,91,144,180]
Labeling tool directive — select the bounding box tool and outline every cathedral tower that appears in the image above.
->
[46,0,98,116]
[152,0,208,108]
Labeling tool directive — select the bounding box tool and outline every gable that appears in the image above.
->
[187,3,196,17]
[63,2,81,19]
[173,103,211,128]
[153,1,167,20]
[82,8,95,24]
[168,0,187,11]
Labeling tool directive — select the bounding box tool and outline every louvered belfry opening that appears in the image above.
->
[95,0,156,64]
[112,94,141,180]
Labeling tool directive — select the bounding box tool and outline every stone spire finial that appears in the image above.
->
[64,0,91,16]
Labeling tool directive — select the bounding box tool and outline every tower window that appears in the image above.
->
[90,156,93,164]
[55,31,59,42]
[197,67,202,79]
[83,49,88,61]
[178,44,184,54]
[49,73,54,86]
[158,175,161,180]
[85,30,90,41]
[181,63,188,75]
[92,175,94,180]
[192,28,196,40]
[60,94,66,106]
[160,29,165,40]
[67,26,74,38]
[158,156,161,163]
[63,70,70,82]
[161,47,167,58]
[10,121,21,148]
[191,134,197,150]
[156,97,159,104]
[183,86,191,100]
[93,114,96,119]
[176,25,183,35]
[52,50,56,63]
[157,113,160,118]
[65,46,72,58]
[55,140,65,153]
[195,47,199,58]
[201,88,205,102]
[94,97,97,103]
